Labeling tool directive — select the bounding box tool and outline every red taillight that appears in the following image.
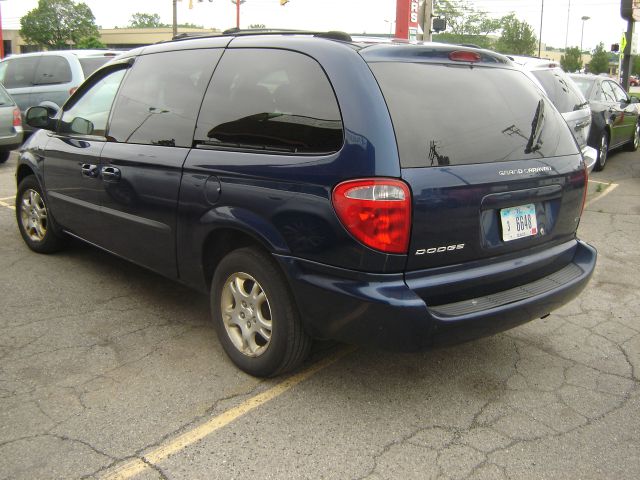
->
[12,107,21,127]
[449,50,481,62]
[332,178,411,254]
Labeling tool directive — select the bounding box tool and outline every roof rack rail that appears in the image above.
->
[221,28,353,42]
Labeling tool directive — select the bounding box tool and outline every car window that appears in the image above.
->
[600,82,616,102]
[370,63,577,167]
[0,85,13,105]
[609,81,628,102]
[570,76,594,98]
[108,49,221,148]
[33,56,72,85]
[58,68,126,136]
[79,57,114,78]
[531,68,586,112]
[194,48,343,154]
[1,57,39,88]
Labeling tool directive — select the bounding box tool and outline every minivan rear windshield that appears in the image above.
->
[78,57,113,77]
[531,68,587,113]
[369,63,578,168]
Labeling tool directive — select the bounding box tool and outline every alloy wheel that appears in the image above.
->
[20,189,48,242]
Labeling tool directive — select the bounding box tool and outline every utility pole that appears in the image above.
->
[172,0,178,38]
[564,0,570,50]
[538,0,544,57]
[420,0,433,42]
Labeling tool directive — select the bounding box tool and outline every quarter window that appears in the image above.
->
[600,82,616,102]
[33,56,72,85]
[58,68,126,136]
[108,49,221,148]
[195,49,343,154]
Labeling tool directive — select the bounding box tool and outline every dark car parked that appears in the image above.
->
[569,73,640,171]
[16,32,596,376]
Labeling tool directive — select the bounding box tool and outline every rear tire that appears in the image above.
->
[211,246,311,377]
[16,175,67,253]
[593,131,609,171]
[626,121,640,152]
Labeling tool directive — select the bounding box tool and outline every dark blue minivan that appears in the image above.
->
[16,32,596,376]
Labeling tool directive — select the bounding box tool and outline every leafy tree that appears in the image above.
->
[494,14,537,55]
[560,46,583,73]
[589,43,610,74]
[432,0,501,49]
[20,0,100,49]
[632,55,640,75]
[75,36,106,49]
[129,13,166,28]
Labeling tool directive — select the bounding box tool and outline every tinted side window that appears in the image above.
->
[195,49,343,154]
[33,56,72,85]
[59,68,126,136]
[531,68,585,113]
[370,63,577,167]
[2,57,39,88]
[79,57,113,78]
[108,49,221,148]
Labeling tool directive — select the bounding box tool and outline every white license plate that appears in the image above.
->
[500,204,538,242]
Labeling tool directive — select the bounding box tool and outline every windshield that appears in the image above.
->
[569,76,595,99]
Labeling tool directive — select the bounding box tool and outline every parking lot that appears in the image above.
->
[0,149,639,479]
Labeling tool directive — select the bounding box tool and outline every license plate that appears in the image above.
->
[500,204,538,242]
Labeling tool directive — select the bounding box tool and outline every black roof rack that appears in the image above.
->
[170,28,352,43]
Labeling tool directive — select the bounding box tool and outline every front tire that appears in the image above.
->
[626,121,640,152]
[16,175,67,253]
[211,247,311,377]
[594,131,609,171]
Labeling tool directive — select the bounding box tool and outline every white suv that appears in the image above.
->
[0,50,121,130]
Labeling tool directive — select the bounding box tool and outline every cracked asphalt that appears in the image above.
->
[0,148,639,480]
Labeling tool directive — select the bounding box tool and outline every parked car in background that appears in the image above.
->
[0,50,121,130]
[16,33,596,376]
[569,73,640,171]
[629,75,640,87]
[0,83,22,163]
[508,56,597,172]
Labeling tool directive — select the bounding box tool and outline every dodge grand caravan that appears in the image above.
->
[16,32,596,376]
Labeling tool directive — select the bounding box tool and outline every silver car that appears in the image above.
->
[508,56,597,172]
[0,83,22,163]
[0,50,121,130]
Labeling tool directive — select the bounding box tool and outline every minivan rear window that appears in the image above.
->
[370,63,578,168]
[33,56,72,85]
[531,68,586,113]
[79,57,113,78]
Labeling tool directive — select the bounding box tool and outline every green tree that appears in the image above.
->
[494,14,537,55]
[589,43,610,74]
[75,36,106,49]
[432,0,501,49]
[560,46,583,73]
[632,55,640,75]
[129,13,166,28]
[20,0,100,49]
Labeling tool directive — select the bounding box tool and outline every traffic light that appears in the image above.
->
[611,43,620,53]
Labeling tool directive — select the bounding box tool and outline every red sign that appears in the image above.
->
[395,0,420,40]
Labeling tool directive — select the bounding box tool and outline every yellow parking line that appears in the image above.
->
[101,346,356,480]
[585,182,619,208]
[0,199,15,210]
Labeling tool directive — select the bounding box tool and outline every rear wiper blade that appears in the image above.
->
[525,99,545,154]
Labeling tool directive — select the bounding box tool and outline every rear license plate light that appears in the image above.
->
[500,203,538,242]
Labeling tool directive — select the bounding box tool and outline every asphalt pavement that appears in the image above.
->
[0,148,638,480]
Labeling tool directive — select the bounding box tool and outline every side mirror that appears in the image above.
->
[70,117,94,135]
[25,106,55,130]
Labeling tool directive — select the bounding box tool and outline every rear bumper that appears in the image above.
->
[0,126,23,150]
[581,145,597,173]
[276,239,596,351]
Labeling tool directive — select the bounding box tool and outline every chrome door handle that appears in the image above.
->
[81,163,98,178]
[101,166,121,182]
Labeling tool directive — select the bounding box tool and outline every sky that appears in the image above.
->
[0,0,631,52]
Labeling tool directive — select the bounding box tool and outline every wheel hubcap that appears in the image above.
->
[600,135,608,166]
[220,272,272,357]
[20,189,48,242]
[634,124,640,149]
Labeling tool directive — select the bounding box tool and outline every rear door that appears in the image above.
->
[609,81,637,146]
[368,61,584,272]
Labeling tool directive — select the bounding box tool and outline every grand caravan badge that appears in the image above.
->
[498,166,552,176]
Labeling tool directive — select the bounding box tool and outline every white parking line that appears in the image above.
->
[585,182,619,208]
[0,199,15,210]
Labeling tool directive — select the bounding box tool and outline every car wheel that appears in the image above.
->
[0,150,10,164]
[211,246,311,377]
[594,131,609,171]
[16,175,67,253]
[626,121,640,152]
